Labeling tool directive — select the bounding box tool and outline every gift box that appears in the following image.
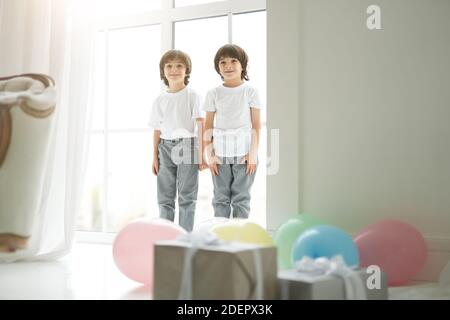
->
[154,239,278,300]
[278,268,388,300]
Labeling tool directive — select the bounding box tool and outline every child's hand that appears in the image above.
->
[209,155,221,176]
[240,154,257,175]
[152,158,159,175]
[199,156,209,171]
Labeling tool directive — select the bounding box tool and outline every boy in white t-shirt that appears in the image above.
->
[203,44,262,218]
[149,50,207,231]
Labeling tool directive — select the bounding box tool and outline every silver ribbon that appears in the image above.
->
[176,231,264,300]
[294,255,367,300]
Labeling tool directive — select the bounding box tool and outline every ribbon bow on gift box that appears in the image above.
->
[294,255,367,300]
[176,231,264,300]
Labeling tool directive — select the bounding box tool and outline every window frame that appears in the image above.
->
[76,0,266,244]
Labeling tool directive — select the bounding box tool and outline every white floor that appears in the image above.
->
[0,243,449,300]
[0,243,152,300]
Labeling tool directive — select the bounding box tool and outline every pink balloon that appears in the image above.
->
[112,218,186,286]
[354,220,427,286]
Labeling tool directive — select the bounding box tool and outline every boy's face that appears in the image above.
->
[218,56,242,82]
[164,59,187,86]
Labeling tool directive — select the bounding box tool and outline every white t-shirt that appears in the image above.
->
[203,83,263,157]
[149,87,204,140]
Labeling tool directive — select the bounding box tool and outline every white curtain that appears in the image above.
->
[0,0,96,261]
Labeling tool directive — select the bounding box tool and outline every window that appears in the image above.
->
[77,0,267,240]
[78,25,161,233]
[92,0,162,16]
[175,16,228,95]
[176,0,225,7]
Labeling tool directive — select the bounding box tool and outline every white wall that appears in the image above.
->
[266,0,302,231]
[267,0,450,278]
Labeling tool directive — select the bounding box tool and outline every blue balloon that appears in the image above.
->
[292,225,359,267]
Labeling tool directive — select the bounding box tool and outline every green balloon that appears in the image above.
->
[274,213,324,269]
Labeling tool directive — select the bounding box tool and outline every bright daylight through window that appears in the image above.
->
[76,0,267,240]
